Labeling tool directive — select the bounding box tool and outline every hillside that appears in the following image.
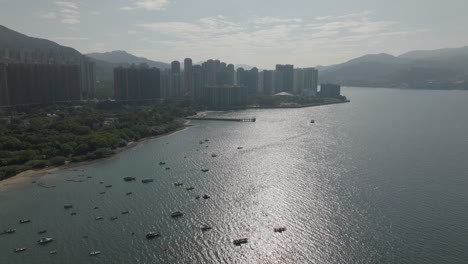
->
[87,50,170,70]
[0,25,81,58]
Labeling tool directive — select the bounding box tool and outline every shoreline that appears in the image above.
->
[0,123,191,192]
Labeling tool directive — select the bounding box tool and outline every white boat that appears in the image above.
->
[89,251,101,256]
[38,237,53,244]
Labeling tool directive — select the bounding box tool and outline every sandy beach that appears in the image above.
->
[0,123,191,192]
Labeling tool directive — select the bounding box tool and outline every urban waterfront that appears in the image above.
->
[1,87,468,264]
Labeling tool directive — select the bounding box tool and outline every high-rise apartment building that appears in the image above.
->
[184,58,193,97]
[114,67,161,101]
[275,64,294,93]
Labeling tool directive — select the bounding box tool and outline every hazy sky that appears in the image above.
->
[1,0,468,69]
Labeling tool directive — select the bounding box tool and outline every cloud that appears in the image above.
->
[41,12,57,19]
[61,18,80,24]
[90,11,101,15]
[251,16,303,25]
[121,0,169,11]
[54,1,78,9]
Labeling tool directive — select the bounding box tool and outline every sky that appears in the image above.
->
[1,0,468,69]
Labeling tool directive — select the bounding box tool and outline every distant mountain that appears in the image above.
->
[0,25,81,58]
[86,50,170,70]
[399,46,468,60]
[320,46,468,90]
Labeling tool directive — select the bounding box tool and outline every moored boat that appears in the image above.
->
[38,230,47,234]
[49,250,57,254]
[14,248,27,253]
[171,211,183,217]
[95,216,103,220]
[3,229,16,234]
[110,216,118,221]
[38,237,53,244]
[19,219,31,224]
[126,192,133,195]
[89,251,101,256]
[123,177,136,182]
[105,185,112,188]
[146,232,160,239]
[159,162,166,165]
[64,204,73,209]
[142,179,154,183]
[203,194,210,199]
[186,186,194,190]
[201,169,209,172]
[233,238,248,245]
[174,182,183,186]
[121,211,129,214]
[211,154,217,157]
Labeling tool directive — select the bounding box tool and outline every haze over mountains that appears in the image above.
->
[1,25,467,90]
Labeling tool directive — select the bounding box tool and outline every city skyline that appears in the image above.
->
[1,0,468,68]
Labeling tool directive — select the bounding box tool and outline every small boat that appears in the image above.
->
[110,216,118,221]
[71,212,77,216]
[142,179,154,184]
[89,251,101,256]
[105,185,112,188]
[38,237,53,244]
[38,230,47,234]
[146,232,160,239]
[200,224,212,231]
[186,186,194,191]
[211,154,217,157]
[19,219,31,224]
[121,211,129,215]
[100,191,106,194]
[165,167,171,170]
[204,139,209,142]
[174,183,183,186]
[274,227,287,233]
[3,229,16,234]
[99,181,103,184]
[233,238,248,245]
[203,194,210,199]
[159,162,166,165]
[94,206,99,210]
[201,169,209,172]
[237,147,243,149]
[199,141,204,144]
[31,181,36,183]
[87,176,92,179]
[124,177,136,182]
[14,248,27,253]
[171,211,183,217]
[126,192,133,195]
[95,216,103,220]
[195,196,200,200]
[64,204,73,209]
[49,250,57,254]
[310,120,315,124]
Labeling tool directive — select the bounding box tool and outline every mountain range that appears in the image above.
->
[319,47,468,89]
[0,24,467,90]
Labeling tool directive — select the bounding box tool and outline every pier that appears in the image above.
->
[186,117,256,122]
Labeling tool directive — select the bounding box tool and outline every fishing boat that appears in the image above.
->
[201,169,209,172]
[123,177,136,182]
[171,211,183,217]
[95,216,103,220]
[49,250,57,254]
[233,238,248,245]
[105,185,112,188]
[211,154,217,157]
[110,216,118,221]
[64,204,73,209]
[38,237,53,244]
[14,248,27,253]
[310,120,315,123]
[203,194,210,199]
[146,232,160,239]
[19,219,31,224]
[121,211,129,215]
[274,227,287,233]
[200,224,212,231]
[3,229,16,234]
[186,186,194,191]
[100,191,106,194]
[159,162,166,165]
[165,167,171,170]
[38,230,47,234]
[142,179,154,183]
[237,147,243,150]
[174,182,183,186]
[126,192,133,195]
[89,251,101,256]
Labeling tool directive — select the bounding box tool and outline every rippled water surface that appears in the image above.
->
[1,88,468,264]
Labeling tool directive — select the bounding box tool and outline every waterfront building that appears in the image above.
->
[275,64,294,93]
[0,63,81,106]
[114,66,161,101]
[303,67,318,96]
[170,61,181,97]
[199,85,248,108]
[184,58,193,97]
[262,70,274,95]
[227,64,235,85]
[320,83,341,97]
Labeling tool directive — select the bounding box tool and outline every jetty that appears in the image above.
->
[186,117,256,122]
